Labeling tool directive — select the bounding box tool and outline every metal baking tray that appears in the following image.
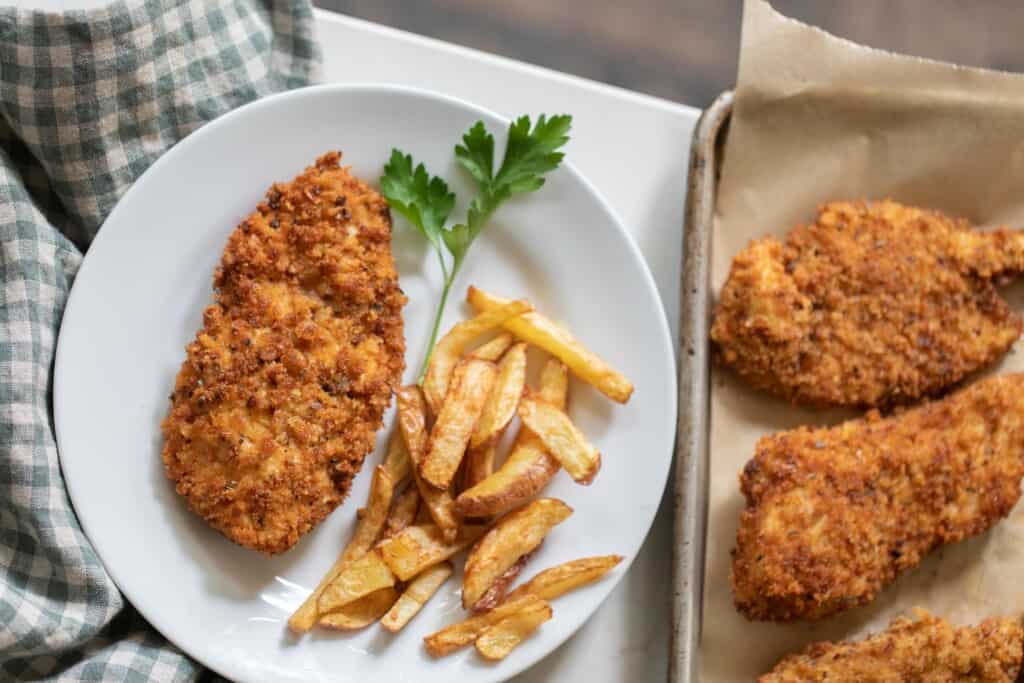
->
[669,91,734,683]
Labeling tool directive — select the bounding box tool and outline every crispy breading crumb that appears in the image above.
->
[733,374,1024,621]
[711,199,1023,407]
[160,152,405,555]
[761,610,1023,682]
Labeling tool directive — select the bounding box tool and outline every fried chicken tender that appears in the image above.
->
[761,610,1023,683]
[712,200,1024,406]
[733,374,1024,622]
[161,152,405,555]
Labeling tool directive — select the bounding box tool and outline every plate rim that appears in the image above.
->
[53,82,678,683]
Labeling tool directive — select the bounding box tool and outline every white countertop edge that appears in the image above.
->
[314,9,700,120]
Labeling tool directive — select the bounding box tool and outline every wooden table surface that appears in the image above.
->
[315,0,1024,108]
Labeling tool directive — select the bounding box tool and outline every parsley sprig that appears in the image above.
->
[380,114,572,380]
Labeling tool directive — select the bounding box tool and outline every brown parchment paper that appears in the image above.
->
[701,1,1024,679]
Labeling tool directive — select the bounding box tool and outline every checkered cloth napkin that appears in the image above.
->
[0,1,320,679]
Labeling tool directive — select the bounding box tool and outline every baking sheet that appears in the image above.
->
[700,1,1024,680]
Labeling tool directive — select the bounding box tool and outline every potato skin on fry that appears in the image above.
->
[423,594,546,657]
[733,374,1024,622]
[505,554,623,603]
[760,611,1023,682]
[463,498,572,609]
[457,360,569,518]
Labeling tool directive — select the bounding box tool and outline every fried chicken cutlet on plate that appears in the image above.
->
[761,610,1023,683]
[161,152,405,555]
[712,200,1024,407]
[733,374,1024,622]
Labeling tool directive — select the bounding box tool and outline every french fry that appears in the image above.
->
[423,594,547,657]
[379,523,486,581]
[505,555,624,603]
[468,332,514,361]
[381,562,453,633]
[396,385,430,459]
[472,546,539,613]
[383,484,420,540]
[397,385,460,541]
[470,343,527,449]
[382,427,412,487]
[317,549,395,613]
[467,286,633,403]
[422,300,533,415]
[287,465,395,632]
[474,599,552,661]
[420,359,497,490]
[462,498,572,609]
[518,396,601,485]
[318,586,399,631]
[456,360,569,518]
[463,441,499,492]
[342,465,394,564]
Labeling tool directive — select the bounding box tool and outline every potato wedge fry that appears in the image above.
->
[381,561,454,633]
[287,465,395,632]
[505,555,624,603]
[470,343,527,449]
[474,599,552,661]
[342,465,394,564]
[317,549,395,613]
[463,440,499,493]
[468,332,514,361]
[424,594,547,657]
[467,286,633,403]
[318,586,399,631]
[420,359,497,490]
[382,427,412,487]
[537,358,569,406]
[397,385,460,541]
[423,299,533,414]
[456,361,569,518]
[379,523,486,581]
[462,498,571,608]
[472,546,539,613]
[383,484,420,540]
[396,385,430,460]
[518,397,601,485]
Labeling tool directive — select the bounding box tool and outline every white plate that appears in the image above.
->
[54,85,676,683]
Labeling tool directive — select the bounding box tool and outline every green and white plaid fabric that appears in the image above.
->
[0,1,320,679]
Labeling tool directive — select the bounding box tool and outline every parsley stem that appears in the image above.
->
[418,272,455,383]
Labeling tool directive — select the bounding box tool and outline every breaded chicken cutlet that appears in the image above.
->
[733,374,1024,622]
[161,152,405,555]
[761,610,1023,683]
[712,200,1024,407]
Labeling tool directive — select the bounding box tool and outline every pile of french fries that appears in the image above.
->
[287,285,632,662]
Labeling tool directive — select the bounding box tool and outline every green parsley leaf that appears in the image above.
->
[380,115,571,381]
[454,122,494,188]
[379,149,455,257]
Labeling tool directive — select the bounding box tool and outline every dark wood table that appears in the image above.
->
[316,0,1022,107]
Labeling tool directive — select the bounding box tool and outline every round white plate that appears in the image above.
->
[54,85,676,683]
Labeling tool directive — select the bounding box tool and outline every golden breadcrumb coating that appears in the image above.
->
[161,152,405,555]
[733,374,1024,622]
[712,200,1024,407]
[761,610,1023,683]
